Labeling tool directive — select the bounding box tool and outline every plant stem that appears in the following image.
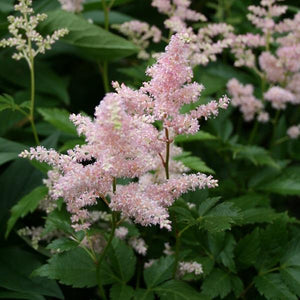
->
[96,211,117,300]
[24,10,39,145]
[164,127,170,180]
[96,179,117,299]
[29,59,40,145]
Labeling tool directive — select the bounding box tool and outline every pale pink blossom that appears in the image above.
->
[227,79,263,121]
[179,261,203,276]
[115,226,129,240]
[129,237,147,255]
[58,0,85,13]
[287,125,300,139]
[264,86,295,110]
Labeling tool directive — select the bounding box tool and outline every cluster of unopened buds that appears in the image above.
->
[0,0,68,63]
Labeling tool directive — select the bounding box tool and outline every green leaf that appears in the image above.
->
[254,273,297,300]
[46,237,78,253]
[280,238,300,296]
[6,186,48,238]
[33,247,97,288]
[0,159,43,232]
[154,280,207,300]
[236,228,260,268]
[229,144,280,169]
[44,208,74,235]
[174,154,215,174]
[110,284,134,300]
[0,247,63,299]
[257,167,300,196]
[198,200,241,233]
[0,0,14,13]
[40,10,137,61]
[0,290,44,300]
[241,208,280,224]
[218,233,236,272]
[107,238,136,283]
[201,268,237,299]
[83,10,133,25]
[0,138,28,166]
[84,0,134,10]
[175,131,217,143]
[0,94,17,112]
[133,289,154,300]
[38,108,77,135]
[144,256,174,288]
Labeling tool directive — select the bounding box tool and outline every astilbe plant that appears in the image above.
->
[19,33,229,296]
[226,0,300,140]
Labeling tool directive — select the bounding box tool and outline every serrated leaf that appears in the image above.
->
[46,237,78,253]
[154,280,207,300]
[280,238,300,296]
[33,247,97,288]
[281,267,300,296]
[257,167,300,196]
[229,144,280,169]
[241,208,280,224]
[110,284,134,300]
[6,186,48,238]
[175,131,217,143]
[44,208,74,235]
[144,256,174,288]
[39,10,137,61]
[201,268,231,299]
[236,228,260,268]
[0,247,63,299]
[107,238,136,283]
[254,273,297,300]
[133,289,154,300]
[174,155,214,174]
[218,233,236,272]
[199,202,241,232]
[38,108,77,135]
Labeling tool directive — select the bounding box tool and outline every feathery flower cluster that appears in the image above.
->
[112,21,161,59]
[58,0,85,13]
[152,0,206,32]
[0,0,68,63]
[227,79,267,122]
[20,34,228,231]
[151,0,233,66]
[227,0,300,123]
[179,261,203,276]
[287,125,300,139]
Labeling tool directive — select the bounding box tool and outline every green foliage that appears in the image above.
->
[144,256,174,288]
[174,152,215,174]
[39,10,137,61]
[0,247,63,299]
[107,238,137,283]
[33,247,97,288]
[6,186,48,238]
[154,280,207,300]
[257,166,300,195]
[198,198,241,232]
[38,108,77,135]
